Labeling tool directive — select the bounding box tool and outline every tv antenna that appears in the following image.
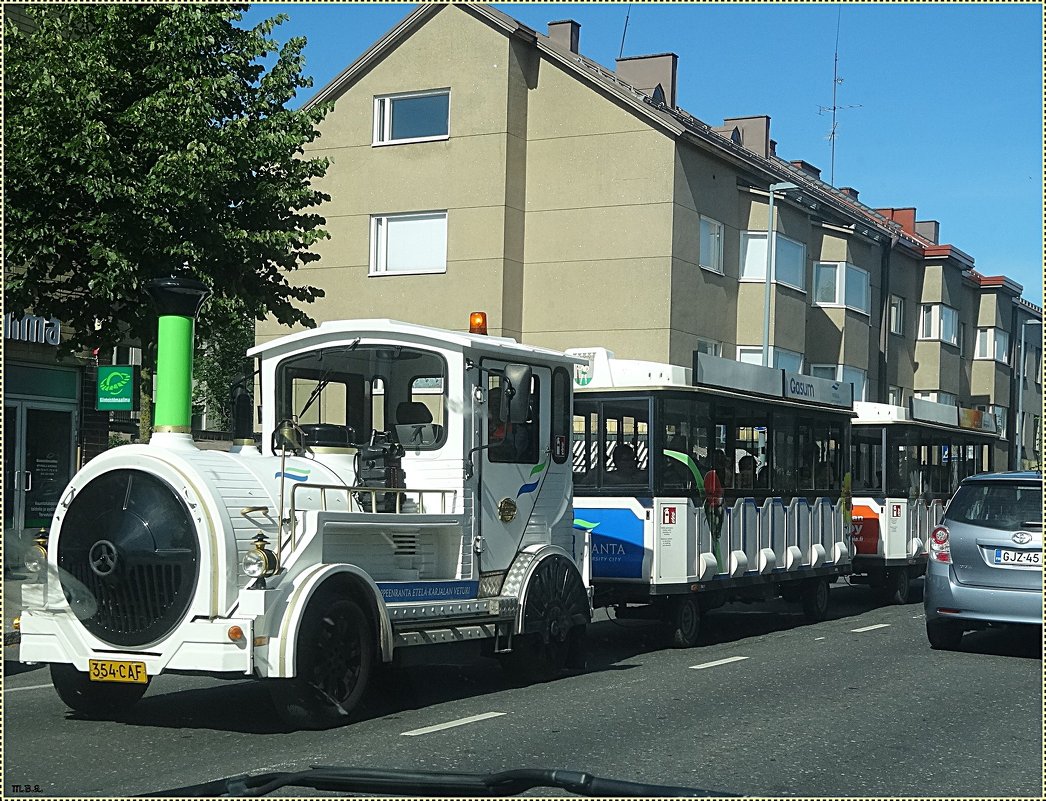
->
[619,3,632,59]
[818,7,861,186]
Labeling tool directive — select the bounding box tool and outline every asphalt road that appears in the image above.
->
[3,580,1042,797]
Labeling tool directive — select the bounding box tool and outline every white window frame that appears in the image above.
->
[918,390,958,406]
[976,403,1007,431]
[369,211,448,276]
[737,345,803,372]
[917,303,958,346]
[812,262,870,315]
[373,89,451,146]
[888,385,903,406]
[698,216,724,274]
[975,327,1010,364]
[809,363,866,401]
[739,231,807,291]
[695,338,723,357]
[888,295,905,336]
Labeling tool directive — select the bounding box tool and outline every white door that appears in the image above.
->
[477,361,551,573]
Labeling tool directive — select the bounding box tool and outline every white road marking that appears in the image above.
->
[689,656,749,670]
[400,711,506,736]
[814,637,826,641]
[851,623,891,633]
[4,683,53,694]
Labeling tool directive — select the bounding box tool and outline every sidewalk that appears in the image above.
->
[3,572,25,647]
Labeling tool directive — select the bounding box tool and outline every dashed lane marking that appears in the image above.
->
[4,683,53,694]
[851,623,891,633]
[401,711,506,736]
[689,656,749,670]
[814,637,826,641]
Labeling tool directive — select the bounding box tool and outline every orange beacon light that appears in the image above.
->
[469,311,488,335]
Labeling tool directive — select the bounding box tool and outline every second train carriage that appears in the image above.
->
[566,348,855,647]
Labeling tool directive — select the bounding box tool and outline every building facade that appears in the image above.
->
[255,3,1041,467]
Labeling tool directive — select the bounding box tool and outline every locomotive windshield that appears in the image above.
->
[276,344,447,449]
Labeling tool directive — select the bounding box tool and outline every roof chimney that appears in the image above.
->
[547,20,580,54]
[839,187,859,201]
[875,207,917,237]
[915,220,940,244]
[769,139,777,157]
[789,160,821,180]
[615,53,678,108]
[722,116,771,158]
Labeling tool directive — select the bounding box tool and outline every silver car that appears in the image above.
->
[924,471,1043,650]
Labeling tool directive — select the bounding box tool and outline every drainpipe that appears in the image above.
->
[145,276,211,447]
[877,234,898,403]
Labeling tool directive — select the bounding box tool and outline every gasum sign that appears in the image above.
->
[96,365,141,411]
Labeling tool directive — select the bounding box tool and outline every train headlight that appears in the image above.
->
[241,534,279,578]
[24,543,47,576]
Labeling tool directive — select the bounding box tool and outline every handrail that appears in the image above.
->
[282,483,458,557]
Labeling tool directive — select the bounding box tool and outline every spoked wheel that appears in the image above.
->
[800,576,830,622]
[668,595,702,648]
[500,556,589,683]
[269,597,373,730]
[50,663,150,718]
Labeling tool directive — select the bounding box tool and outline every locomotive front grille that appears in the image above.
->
[57,469,199,647]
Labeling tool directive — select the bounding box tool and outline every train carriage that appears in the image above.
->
[567,348,855,647]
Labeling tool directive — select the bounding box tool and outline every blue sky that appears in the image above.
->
[243,2,1043,306]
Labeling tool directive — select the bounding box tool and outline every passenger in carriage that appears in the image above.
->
[663,435,693,490]
[713,448,734,488]
[736,453,757,489]
[607,443,646,485]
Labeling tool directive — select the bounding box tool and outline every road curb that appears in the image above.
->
[5,631,21,647]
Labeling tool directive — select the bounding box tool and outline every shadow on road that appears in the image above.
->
[951,625,1043,660]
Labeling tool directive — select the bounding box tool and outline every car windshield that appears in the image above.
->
[945,481,1043,530]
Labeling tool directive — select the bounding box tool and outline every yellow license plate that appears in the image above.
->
[88,659,148,684]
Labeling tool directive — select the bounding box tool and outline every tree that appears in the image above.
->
[4,4,331,434]
[193,297,256,433]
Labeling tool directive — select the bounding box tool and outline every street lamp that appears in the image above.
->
[762,181,798,367]
[1014,318,1042,470]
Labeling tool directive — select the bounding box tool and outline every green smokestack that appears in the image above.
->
[146,277,211,432]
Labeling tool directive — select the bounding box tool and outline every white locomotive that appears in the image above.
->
[19,279,590,728]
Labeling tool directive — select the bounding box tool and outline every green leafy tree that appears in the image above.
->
[4,4,331,435]
[193,297,256,433]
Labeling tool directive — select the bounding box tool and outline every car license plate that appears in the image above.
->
[993,548,1042,567]
[88,659,148,683]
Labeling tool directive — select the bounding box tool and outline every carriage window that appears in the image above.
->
[731,405,770,490]
[573,402,599,486]
[773,410,797,494]
[603,407,649,488]
[487,374,540,465]
[851,429,884,492]
[660,398,711,493]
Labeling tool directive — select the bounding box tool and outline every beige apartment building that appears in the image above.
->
[256,2,1042,468]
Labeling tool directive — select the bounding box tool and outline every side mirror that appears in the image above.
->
[500,364,533,424]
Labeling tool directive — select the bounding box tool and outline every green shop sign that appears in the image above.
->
[96,365,140,411]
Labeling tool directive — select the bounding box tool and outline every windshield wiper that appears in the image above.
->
[296,339,360,419]
[143,766,727,797]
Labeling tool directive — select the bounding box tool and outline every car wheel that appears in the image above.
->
[269,597,373,730]
[926,618,964,651]
[50,663,149,717]
[669,596,701,648]
[801,577,830,622]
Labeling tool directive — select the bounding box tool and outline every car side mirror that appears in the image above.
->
[500,364,533,424]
